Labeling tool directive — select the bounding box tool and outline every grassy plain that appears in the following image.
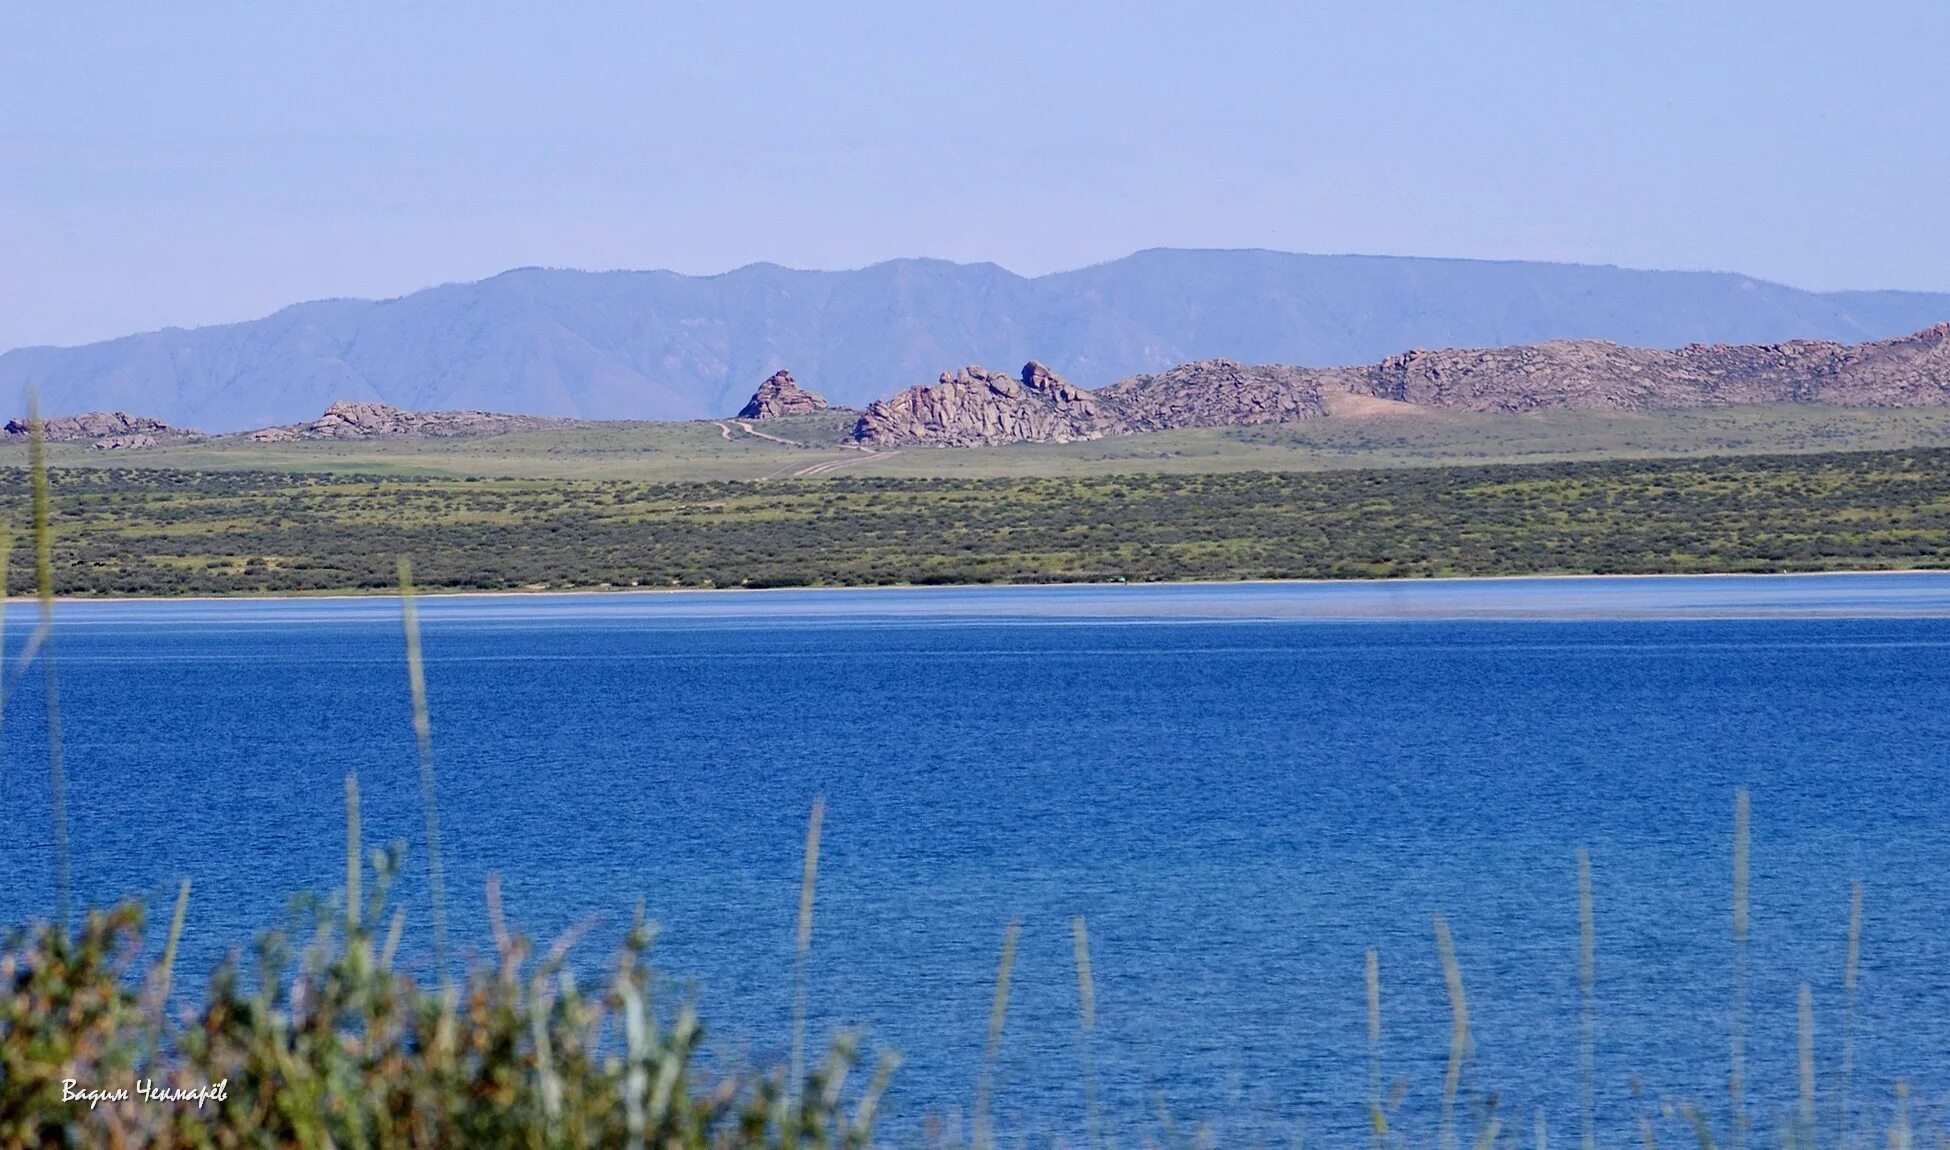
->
[15,405,1950,482]
[7,446,1950,595]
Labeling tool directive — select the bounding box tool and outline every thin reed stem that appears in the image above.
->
[381,907,407,971]
[0,528,11,733]
[1578,847,1597,1150]
[397,556,448,971]
[1073,916,1103,1150]
[28,411,70,930]
[1888,1080,1911,1150]
[972,918,1020,1150]
[1838,879,1862,1150]
[154,877,191,1007]
[1731,790,1750,1150]
[345,773,362,933]
[1367,947,1384,1150]
[1796,983,1816,1146]
[790,796,824,1107]
[1435,913,1472,1150]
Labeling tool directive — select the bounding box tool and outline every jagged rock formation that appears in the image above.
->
[853,362,1120,446]
[248,401,568,442]
[2,412,196,450]
[849,322,1950,445]
[736,371,831,419]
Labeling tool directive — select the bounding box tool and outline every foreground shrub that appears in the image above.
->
[0,883,890,1149]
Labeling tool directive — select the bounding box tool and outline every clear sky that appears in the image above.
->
[4,1,1947,352]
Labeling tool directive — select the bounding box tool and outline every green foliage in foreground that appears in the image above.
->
[6,447,1950,595]
[1,879,888,1148]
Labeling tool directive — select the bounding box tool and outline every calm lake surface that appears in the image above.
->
[5,574,1950,1140]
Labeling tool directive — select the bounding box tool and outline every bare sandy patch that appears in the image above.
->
[1320,390,1438,418]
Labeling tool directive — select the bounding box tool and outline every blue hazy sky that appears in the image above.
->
[4,1,1947,351]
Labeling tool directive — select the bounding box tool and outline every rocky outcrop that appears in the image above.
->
[1341,323,1950,412]
[736,370,831,419]
[1098,361,1331,431]
[3,412,196,450]
[850,359,1334,444]
[1811,321,1950,404]
[853,362,1121,446]
[1342,339,1821,411]
[846,321,1950,446]
[248,401,569,442]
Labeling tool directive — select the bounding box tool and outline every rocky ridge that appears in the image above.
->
[2,412,198,450]
[1340,323,1950,411]
[736,371,832,419]
[1099,361,1330,432]
[14,323,1950,452]
[248,401,571,442]
[847,322,1950,445]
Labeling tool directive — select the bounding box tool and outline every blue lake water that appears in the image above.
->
[5,574,1950,1142]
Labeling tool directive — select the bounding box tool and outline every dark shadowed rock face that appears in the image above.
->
[852,362,1122,446]
[2,412,196,449]
[736,371,830,419]
[247,401,569,442]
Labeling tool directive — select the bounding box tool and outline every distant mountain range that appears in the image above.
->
[5,248,1949,432]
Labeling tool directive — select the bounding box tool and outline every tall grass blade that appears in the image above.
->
[1838,879,1862,1150]
[151,876,191,1009]
[1578,847,1597,1150]
[1435,913,1472,1150]
[1888,1080,1911,1150]
[1536,1110,1548,1150]
[851,1052,902,1149]
[621,970,650,1150]
[972,918,1021,1150]
[28,409,70,931]
[1679,1104,1719,1150]
[1367,947,1385,1150]
[0,527,11,730]
[1073,915,1103,1150]
[380,907,407,972]
[397,555,448,971]
[1797,983,1816,1146]
[1731,789,1750,1150]
[791,795,825,1110]
[531,971,563,1137]
[344,773,362,933]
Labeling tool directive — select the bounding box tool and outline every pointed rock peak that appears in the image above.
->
[737,369,829,419]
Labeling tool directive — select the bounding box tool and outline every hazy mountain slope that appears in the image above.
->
[5,249,1947,431]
